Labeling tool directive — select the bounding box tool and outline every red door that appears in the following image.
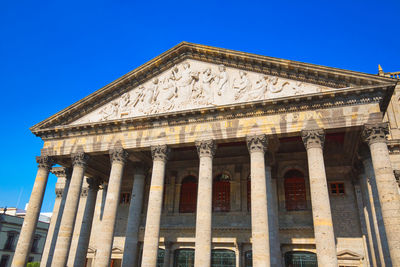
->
[179,181,198,213]
[285,177,306,211]
[213,180,230,212]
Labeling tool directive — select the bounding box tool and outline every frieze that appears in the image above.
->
[71,60,332,125]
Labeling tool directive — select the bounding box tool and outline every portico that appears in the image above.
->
[11,42,400,267]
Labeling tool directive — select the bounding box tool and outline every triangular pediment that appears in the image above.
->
[30,42,396,133]
[70,59,334,125]
[337,250,363,260]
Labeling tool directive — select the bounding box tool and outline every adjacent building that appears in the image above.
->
[11,43,400,267]
[0,211,49,267]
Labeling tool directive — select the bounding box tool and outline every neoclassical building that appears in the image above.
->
[11,43,400,267]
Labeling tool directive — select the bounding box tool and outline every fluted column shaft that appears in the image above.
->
[41,168,71,267]
[141,145,169,267]
[72,177,101,267]
[12,156,54,267]
[122,166,146,267]
[301,129,337,266]
[51,152,89,267]
[363,123,400,266]
[246,135,270,267]
[96,149,129,267]
[194,140,216,267]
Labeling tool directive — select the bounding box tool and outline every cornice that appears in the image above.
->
[34,84,389,140]
[30,42,397,134]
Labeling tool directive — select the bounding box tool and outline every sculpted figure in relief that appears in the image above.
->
[140,78,158,114]
[173,62,199,106]
[201,68,215,105]
[234,71,252,100]
[153,72,177,112]
[216,65,229,96]
[248,75,268,100]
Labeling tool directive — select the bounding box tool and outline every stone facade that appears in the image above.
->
[11,43,400,267]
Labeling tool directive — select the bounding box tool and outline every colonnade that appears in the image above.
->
[11,123,400,267]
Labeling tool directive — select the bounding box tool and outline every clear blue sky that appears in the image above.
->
[0,0,399,212]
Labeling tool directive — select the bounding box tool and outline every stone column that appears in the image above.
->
[163,241,172,267]
[51,152,89,267]
[362,123,400,266]
[301,129,337,266]
[96,148,129,267]
[194,140,216,267]
[41,167,71,267]
[12,156,54,267]
[246,135,271,267]
[141,145,170,267]
[72,177,101,267]
[122,165,146,267]
[269,176,282,266]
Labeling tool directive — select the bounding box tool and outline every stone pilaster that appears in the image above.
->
[162,241,172,267]
[41,167,71,267]
[71,177,101,267]
[362,123,400,266]
[194,140,216,267]
[96,148,129,267]
[301,129,338,266]
[141,145,170,267]
[246,134,271,267]
[269,177,282,266]
[12,156,54,267]
[122,165,146,267]
[51,152,89,267]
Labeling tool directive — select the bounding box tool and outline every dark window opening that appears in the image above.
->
[284,251,317,267]
[4,232,16,250]
[120,192,131,204]
[31,235,40,253]
[174,249,195,267]
[330,182,345,195]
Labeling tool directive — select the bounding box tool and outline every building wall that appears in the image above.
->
[0,214,49,267]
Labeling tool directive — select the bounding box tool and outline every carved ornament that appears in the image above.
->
[110,148,129,164]
[151,145,170,162]
[55,188,64,198]
[72,60,330,125]
[72,152,89,167]
[36,156,55,170]
[51,167,71,179]
[362,123,389,146]
[87,177,101,191]
[195,139,216,158]
[301,129,325,149]
[246,134,268,153]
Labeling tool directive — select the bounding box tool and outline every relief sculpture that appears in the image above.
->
[73,59,328,124]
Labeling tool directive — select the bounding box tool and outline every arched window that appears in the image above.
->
[174,249,194,267]
[284,169,306,211]
[213,173,231,212]
[284,251,317,267]
[179,176,198,213]
[211,249,236,267]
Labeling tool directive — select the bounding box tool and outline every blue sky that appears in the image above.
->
[0,0,399,212]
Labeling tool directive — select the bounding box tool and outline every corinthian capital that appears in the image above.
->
[36,155,55,170]
[72,152,89,167]
[110,148,129,164]
[362,123,389,146]
[246,134,268,153]
[301,129,325,149]
[195,140,216,158]
[151,145,170,162]
[87,177,101,190]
